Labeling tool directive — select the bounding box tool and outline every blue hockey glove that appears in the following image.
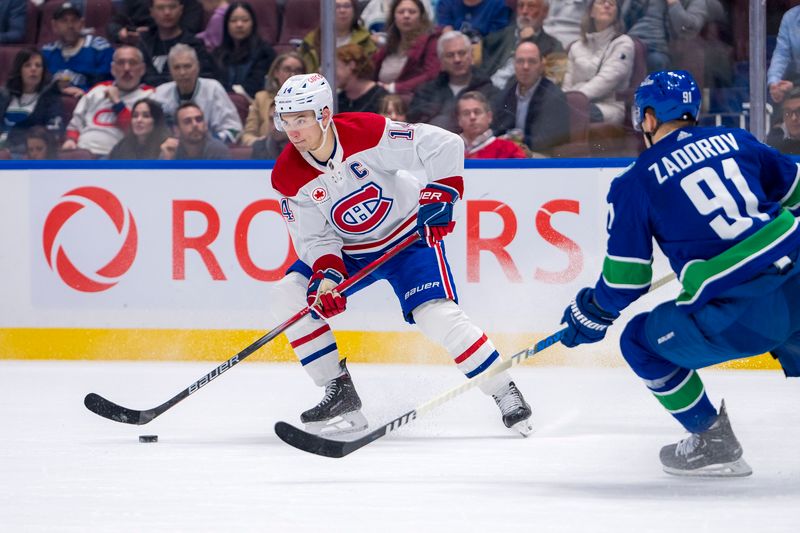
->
[561,287,619,348]
[306,269,346,320]
[417,183,459,247]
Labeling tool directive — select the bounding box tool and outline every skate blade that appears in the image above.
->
[663,458,753,478]
[511,419,534,438]
[304,410,368,437]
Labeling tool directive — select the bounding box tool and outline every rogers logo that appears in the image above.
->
[42,186,138,292]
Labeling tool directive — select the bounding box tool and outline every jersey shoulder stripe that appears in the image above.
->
[272,144,322,197]
[334,112,387,159]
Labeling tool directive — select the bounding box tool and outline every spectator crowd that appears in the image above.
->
[0,0,798,160]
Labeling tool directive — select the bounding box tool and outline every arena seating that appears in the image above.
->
[0,45,26,87]
[250,0,281,45]
[24,1,39,45]
[278,0,320,46]
[227,92,250,125]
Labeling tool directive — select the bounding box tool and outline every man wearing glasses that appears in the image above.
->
[767,87,800,155]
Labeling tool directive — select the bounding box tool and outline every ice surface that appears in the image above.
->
[1,360,798,532]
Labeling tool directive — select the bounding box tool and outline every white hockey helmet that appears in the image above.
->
[273,73,334,132]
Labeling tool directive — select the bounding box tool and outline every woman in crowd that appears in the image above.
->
[240,52,305,146]
[562,0,633,125]
[109,99,170,160]
[373,0,440,100]
[300,0,376,73]
[378,94,408,122]
[337,44,388,114]
[212,1,276,99]
[0,48,63,157]
[25,126,59,160]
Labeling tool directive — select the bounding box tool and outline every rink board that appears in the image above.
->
[0,160,781,369]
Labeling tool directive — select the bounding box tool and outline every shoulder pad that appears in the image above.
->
[333,112,387,159]
[272,145,323,197]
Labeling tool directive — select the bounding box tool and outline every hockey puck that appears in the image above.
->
[139,435,158,443]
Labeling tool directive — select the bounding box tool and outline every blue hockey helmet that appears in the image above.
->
[632,70,701,131]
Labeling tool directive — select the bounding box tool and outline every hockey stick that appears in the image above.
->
[274,271,678,458]
[84,233,421,425]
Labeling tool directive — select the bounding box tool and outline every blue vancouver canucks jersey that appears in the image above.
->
[595,126,800,314]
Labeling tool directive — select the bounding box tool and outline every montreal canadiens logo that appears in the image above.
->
[42,186,138,292]
[330,182,393,234]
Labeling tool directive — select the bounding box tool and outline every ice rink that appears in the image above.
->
[2,359,798,532]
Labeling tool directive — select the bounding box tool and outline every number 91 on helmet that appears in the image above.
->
[632,70,702,132]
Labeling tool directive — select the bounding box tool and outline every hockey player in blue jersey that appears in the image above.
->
[559,70,800,477]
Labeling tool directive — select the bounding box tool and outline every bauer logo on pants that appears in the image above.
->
[42,186,138,293]
[330,182,393,235]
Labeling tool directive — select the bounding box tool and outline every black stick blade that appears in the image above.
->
[274,422,350,458]
[84,393,153,425]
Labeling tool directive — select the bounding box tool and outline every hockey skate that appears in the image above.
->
[300,358,368,436]
[660,400,752,477]
[492,381,533,437]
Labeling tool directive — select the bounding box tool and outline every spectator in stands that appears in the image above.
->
[622,0,711,72]
[491,41,569,154]
[300,0,377,74]
[562,0,633,125]
[251,100,288,159]
[767,5,800,104]
[109,0,204,46]
[373,0,441,99]
[361,0,434,34]
[153,44,241,144]
[482,0,564,90]
[337,44,388,114]
[437,0,511,38]
[767,87,800,155]
[408,31,496,132]
[63,46,154,157]
[543,0,588,48]
[25,126,59,160]
[0,0,26,44]
[458,91,526,158]
[109,98,170,159]
[0,49,64,158]
[378,93,408,121]
[42,3,114,98]
[160,101,230,159]
[197,0,229,51]
[138,0,218,86]
[212,1,276,98]
[241,51,305,146]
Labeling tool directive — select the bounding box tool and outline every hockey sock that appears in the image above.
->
[413,299,511,395]
[646,367,717,434]
[269,272,341,386]
[287,318,342,386]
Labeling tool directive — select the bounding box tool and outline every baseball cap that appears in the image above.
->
[54,2,82,19]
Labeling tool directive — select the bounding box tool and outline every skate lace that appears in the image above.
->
[675,433,701,457]
[319,380,338,406]
[493,385,523,414]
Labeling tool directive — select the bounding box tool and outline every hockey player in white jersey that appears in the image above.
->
[268,73,533,436]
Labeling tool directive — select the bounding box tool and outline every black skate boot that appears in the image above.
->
[492,381,533,437]
[300,358,368,436]
[660,400,752,477]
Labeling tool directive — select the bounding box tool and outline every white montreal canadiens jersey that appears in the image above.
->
[272,112,464,270]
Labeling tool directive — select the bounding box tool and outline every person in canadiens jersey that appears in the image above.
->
[559,70,800,477]
[268,73,533,436]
